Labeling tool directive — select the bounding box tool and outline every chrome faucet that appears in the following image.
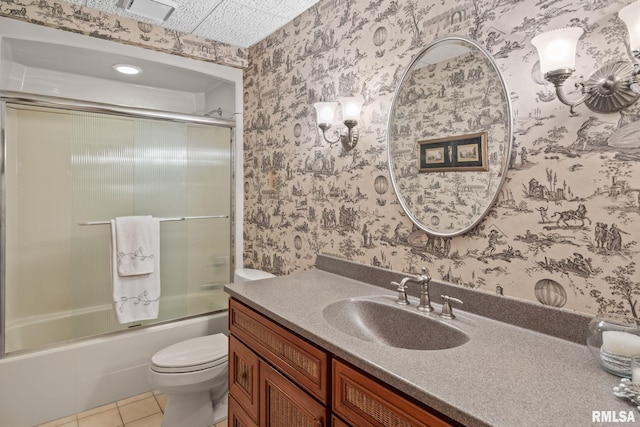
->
[415,267,433,312]
[392,267,433,312]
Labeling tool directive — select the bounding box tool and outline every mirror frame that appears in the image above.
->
[387,36,513,237]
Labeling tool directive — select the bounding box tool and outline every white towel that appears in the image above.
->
[111,218,161,324]
[114,216,157,276]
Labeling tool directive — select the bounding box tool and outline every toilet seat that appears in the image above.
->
[150,334,228,374]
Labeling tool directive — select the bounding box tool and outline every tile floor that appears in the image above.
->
[34,391,228,427]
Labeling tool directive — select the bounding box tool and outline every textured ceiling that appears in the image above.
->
[62,0,320,48]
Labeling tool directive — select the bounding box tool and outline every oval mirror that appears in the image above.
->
[388,37,512,237]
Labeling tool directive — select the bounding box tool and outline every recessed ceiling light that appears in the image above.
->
[113,64,142,75]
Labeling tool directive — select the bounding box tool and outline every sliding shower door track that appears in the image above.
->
[0,90,236,127]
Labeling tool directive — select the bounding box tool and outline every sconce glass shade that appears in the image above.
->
[620,0,640,52]
[531,27,584,74]
[340,97,363,122]
[314,102,339,126]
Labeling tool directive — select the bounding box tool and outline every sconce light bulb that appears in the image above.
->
[531,27,583,74]
[314,102,339,126]
[340,97,363,122]
[620,0,640,52]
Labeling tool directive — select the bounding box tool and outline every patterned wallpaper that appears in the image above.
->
[0,0,247,69]
[2,0,639,318]
[243,0,640,318]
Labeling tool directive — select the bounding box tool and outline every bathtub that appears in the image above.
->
[0,309,228,427]
[4,290,228,353]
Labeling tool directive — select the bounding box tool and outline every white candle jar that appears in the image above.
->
[587,314,640,377]
[632,356,640,384]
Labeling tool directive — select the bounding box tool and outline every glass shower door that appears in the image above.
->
[3,103,233,353]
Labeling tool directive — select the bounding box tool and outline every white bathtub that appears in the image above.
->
[0,310,228,427]
[4,290,228,353]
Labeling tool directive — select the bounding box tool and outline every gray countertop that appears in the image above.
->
[225,268,635,427]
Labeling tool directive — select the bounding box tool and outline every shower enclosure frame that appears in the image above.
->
[0,90,237,358]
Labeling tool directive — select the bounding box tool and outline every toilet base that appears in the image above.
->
[212,394,228,425]
[161,391,227,427]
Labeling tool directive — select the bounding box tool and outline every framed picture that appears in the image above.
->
[418,131,488,172]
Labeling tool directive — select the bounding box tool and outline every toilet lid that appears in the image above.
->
[151,334,228,373]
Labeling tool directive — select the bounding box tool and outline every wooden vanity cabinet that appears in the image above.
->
[260,360,327,426]
[331,415,350,427]
[229,394,258,427]
[229,335,260,423]
[332,360,455,427]
[229,298,329,427]
[228,298,457,427]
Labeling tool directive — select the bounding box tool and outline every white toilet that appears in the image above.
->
[148,268,275,427]
[148,334,229,427]
[234,268,276,283]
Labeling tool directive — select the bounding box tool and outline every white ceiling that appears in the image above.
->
[62,0,320,48]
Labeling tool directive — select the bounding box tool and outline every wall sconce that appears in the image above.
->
[313,97,363,151]
[531,0,640,114]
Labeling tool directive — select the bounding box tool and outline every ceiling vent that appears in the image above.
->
[122,0,176,22]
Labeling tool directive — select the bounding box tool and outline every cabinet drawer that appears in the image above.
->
[229,335,260,423]
[333,360,454,427]
[229,395,259,427]
[229,298,329,403]
[260,359,327,427]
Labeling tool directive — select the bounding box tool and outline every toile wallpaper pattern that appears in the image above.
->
[2,0,639,318]
[243,0,640,318]
[0,0,247,69]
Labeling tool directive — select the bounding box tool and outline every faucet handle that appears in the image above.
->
[392,281,409,305]
[440,295,463,319]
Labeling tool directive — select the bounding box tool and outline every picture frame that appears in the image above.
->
[418,131,488,173]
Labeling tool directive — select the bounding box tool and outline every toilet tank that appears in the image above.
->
[234,268,275,283]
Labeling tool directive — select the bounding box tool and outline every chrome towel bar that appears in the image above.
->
[78,215,228,226]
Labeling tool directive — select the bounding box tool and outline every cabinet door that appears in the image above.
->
[229,298,329,403]
[230,335,260,423]
[229,395,259,427]
[333,360,455,427]
[260,360,327,427]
